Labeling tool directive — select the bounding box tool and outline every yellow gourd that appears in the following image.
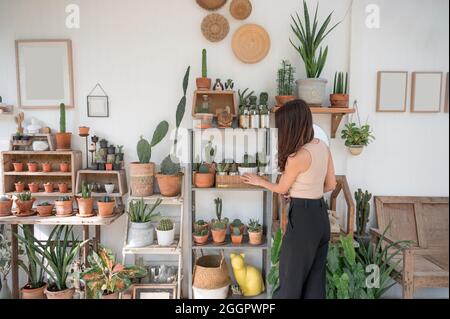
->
[230,253,265,297]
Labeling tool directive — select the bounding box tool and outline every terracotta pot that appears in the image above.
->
[36,204,54,217]
[105,163,113,171]
[15,199,35,214]
[129,162,155,197]
[101,291,119,299]
[194,173,215,188]
[44,183,54,193]
[211,228,227,244]
[59,163,70,172]
[58,183,69,193]
[98,200,115,217]
[195,114,214,129]
[42,163,52,173]
[330,94,350,108]
[78,126,90,136]
[13,163,24,172]
[44,287,75,300]
[15,183,25,193]
[231,235,243,245]
[77,198,94,216]
[348,146,364,156]
[156,173,183,197]
[28,183,40,193]
[0,199,13,217]
[21,283,47,299]
[275,95,296,106]
[248,231,263,245]
[27,163,38,172]
[196,77,212,91]
[194,234,209,245]
[55,132,72,151]
[55,200,73,216]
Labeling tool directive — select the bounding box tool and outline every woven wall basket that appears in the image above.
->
[196,0,227,11]
[193,254,231,290]
[230,0,252,20]
[201,13,230,42]
[232,24,271,64]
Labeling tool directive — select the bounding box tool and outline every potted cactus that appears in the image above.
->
[275,60,296,106]
[77,183,94,217]
[36,202,54,217]
[27,162,38,172]
[210,198,229,245]
[156,219,176,246]
[0,195,13,217]
[238,153,258,176]
[259,92,270,128]
[59,162,70,172]
[127,198,161,248]
[42,162,52,173]
[194,163,215,188]
[44,182,54,193]
[55,197,73,217]
[194,219,209,232]
[230,219,245,235]
[193,228,209,245]
[331,72,349,108]
[55,103,72,151]
[248,219,263,246]
[58,183,69,194]
[28,182,40,193]
[13,162,24,172]
[355,189,372,245]
[15,192,35,215]
[196,49,211,90]
[15,181,25,193]
[97,196,115,218]
[231,227,243,245]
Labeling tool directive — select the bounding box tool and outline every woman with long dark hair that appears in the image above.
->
[242,100,337,299]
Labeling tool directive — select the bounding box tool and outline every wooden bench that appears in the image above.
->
[371,196,449,299]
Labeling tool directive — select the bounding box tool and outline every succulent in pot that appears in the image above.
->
[60,162,70,173]
[0,195,13,217]
[156,219,176,246]
[331,72,349,108]
[97,196,115,218]
[77,183,94,217]
[194,219,209,232]
[196,49,212,90]
[127,198,161,248]
[341,108,375,156]
[210,198,229,245]
[42,162,52,173]
[55,197,73,217]
[238,153,258,176]
[216,161,229,176]
[58,183,69,194]
[105,163,113,171]
[15,181,25,193]
[230,219,245,235]
[231,227,243,245]
[248,219,263,246]
[275,60,296,106]
[156,155,183,197]
[15,192,35,215]
[55,103,72,151]
[194,163,215,188]
[36,201,54,217]
[28,182,40,193]
[80,246,147,299]
[13,162,24,172]
[27,162,38,172]
[44,182,54,193]
[193,228,209,245]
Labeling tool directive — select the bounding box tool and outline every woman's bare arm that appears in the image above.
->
[323,149,337,193]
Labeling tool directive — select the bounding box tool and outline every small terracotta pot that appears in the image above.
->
[15,183,25,193]
[13,163,24,172]
[211,228,227,244]
[78,126,90,136]
[21,283,47,299]
[44,287,75,300]
[36,204,54,217]
[27,163,38,172]
[231,235,243,245]
[0,199,13,217]
[98,200,115,218]
[60,163,70,172]
[55,200,73,216]
[77,198,94,216]
[105,163,113,171]
[248,231,263,246]
[28,183,40,193]
[101,291,119,299]
[42,163,52,173]
[193,234,209,245]
[44,183,54,193]
[348,146,364,156]
[55,132,72,151]
[330,94,350,108]
[275,95,296,106]
[156,173,183,197]
[15,199,36,215]
[196,77,212,91]
[194,173,215,188]
[58,183,69,194]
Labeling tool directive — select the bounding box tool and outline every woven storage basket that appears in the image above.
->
[193,254,231,290]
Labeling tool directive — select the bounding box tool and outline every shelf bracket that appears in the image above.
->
[331,114,345,139]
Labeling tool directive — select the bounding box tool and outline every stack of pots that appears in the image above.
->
[192,254,231,299]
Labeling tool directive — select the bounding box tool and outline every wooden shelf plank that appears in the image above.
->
[128,195,183,206]
[7,192,74,197]
[0,210,124,225]
[4,172,72,177]
[123,240,182,255]
[192,237,268,250]
[77,192,124,198]
[77,170,123,175]
[310,107,356,114]
[193,187,269,192]
[1,151,79,155]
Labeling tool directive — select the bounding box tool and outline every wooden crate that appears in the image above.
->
[215,174,268,189]
[75,170,128,198]
[10,134,56,151]
[192,90,237,117]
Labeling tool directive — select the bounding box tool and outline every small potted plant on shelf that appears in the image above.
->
[210,198,229,245]
[230,219,245,234]
[0,195,13,217]
[36,202,54,217]
[60,162,70,173]
[44,182,54,193]
[15,192,35,216]
[193,228,209,245]
[104,183,115,194]
[77,183,94,217]
[229,163,239,176]
[276,60,296,107]
[247,219,263,246]
[58,182,69,194]
[55,103,72,151]
[42,162,52,173]
[216,161,229,176]
[259,95,270,129]
[13,162,24,172]
[81,246,146,299]
[15,181,25,193]
[28,182,40,193]
[194,219,209,233]
[341,106,375,156]
[97,196,115,218]
[127,198,161,248]
[196,49,211,90]
[116,145,124,161]
[156,155,183,197]
[27,162,38,173]
[55,196,73,217]
[78,126,90,136]
[354,189,373,246]
[105,159,113,171]
[231,227,243,245]
[331,72,349,108]
[238,153,258,176]
[156,219,176,246]
[194,163,215,188]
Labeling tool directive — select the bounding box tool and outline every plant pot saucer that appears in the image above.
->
[98,212,116,219]
[37,213,54,218]
[212,241,226,246]
[15,210,36,217]
[55,212,75,218]
[76,212,96,218]
[193,240,210,246]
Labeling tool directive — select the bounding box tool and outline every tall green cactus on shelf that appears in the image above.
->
[59,103,66,133]
[137,121,169,164]
[202,49,208,78]
[333,72,349,94]
[355,189,372,236]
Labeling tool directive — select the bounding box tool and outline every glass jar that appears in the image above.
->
[239,106,250,129]
[199,95,210,113]
[250,107,260,129]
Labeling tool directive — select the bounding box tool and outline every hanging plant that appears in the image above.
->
[341,102,375,156]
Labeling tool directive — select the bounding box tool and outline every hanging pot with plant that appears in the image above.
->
[210,198,229,245]
[341,104,375,156]
[275,60,296,106]
[127,198,161,248]
[330,72,350,108]
[55,103,72,151]
[196,49,212,90]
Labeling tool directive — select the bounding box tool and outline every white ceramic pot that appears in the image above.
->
[156,227,175,246]
[104,184,115,194]
[192,285,230,300]
[238,167,258,176]
[297,78,328,106]
[127,222,154,248]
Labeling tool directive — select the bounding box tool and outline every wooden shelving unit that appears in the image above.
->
[75,170,128,202]
[192,90,237,117]
[9,134,56,151]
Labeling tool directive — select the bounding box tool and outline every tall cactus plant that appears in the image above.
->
[59,103,66,133]
[202,49,208,78]
[137,121,169,164]
[355,189,372,236]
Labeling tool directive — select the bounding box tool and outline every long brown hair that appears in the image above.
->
[275,99,314,171]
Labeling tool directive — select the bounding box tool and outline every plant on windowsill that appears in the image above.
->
[211,198,229,245]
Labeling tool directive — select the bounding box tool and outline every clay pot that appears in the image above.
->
[42,163,52,173]
[156,173,183,197]
[58,183,69,194]
[15,182,25,193]
[194,222,209,232]
[27,163,38,172]
[275,95,296,106]
[195,114,214,129]
[0,199,13,217]
[55,200,73,216]
[330,94,350,108]
[348,146,364,156]
[44,287,75,300]
[36,204,54,217]
[194,173,215,188]
[101,291,119,299]
[231,235,243,245]
[196,77,212,91]
[248,231,263,246]
[78,126,90,136]
[105,163,113,171]
[13,163,24,172]
[129,162,155,197]
[211,228,227,244]
[15,199,35,215]
[44,183,54,193]
[55,133,72,151]
[194,234,209,245]
[98,200,115,218]
[59,163,70,172]
[28,183,40,193]
[77,198,94,216]
[21,283,47,299]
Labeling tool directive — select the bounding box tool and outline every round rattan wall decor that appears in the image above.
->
[201,13,230,42]
[230,0,252,20]
[196,0,227,11]
[232,24,271,64]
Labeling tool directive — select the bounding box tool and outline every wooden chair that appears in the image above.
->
[371,196,449,299]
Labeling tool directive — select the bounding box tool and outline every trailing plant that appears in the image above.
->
[333,72,349,94]
[248,219,262,233]
[128,198,162,223]
[17,192,32,202]
[277,60,295,95]
[268,228,283,297]
[81,246,147,299]
[355,189,372,236]
[59,103,66,133]
[157,219,174,231]
[290,1,341,78]
[16,225,45,289]
[202,49,208,78]
[137,121,169,164]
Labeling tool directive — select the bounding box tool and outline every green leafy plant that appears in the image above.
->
[216,161,230,174]
[198,163,211,174]
[290,1,341,78]
[341,122,375,147]
[277,60,295,95]
[231,219,244,228]
[248,219,262,233]
[81,246,147,298]
[128,198,162,223]
[202,49,208,78]
[238,88,255,109]
[59,103,66,133]
[1,232,24,281]
[157,219,174,231]
[260,92,269,106]
[17,192,32,202]
[232,227,242,236]
[355,189,372,236]
[137,121,169,164]
[268,228,283,297]
[333,72,349,94]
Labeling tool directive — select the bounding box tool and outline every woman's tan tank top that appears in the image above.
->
[290,139,329,199]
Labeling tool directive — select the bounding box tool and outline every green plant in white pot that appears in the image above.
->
[291,0,341,106]
[156,219,175,246]
[127,198,161,248]
[341,106,375,156]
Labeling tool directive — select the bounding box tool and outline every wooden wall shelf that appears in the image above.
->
[192,90,237,117]
[75,170,128,198]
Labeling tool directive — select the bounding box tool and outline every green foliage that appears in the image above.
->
[238,88,255,106]
[194,228,208,236]
[175,66,191,139]
[161,155,181,175]
[211,198,229,229]
[81,183,92,199]
[259,92,269,106]
[137,121,169,164]
[229,162,238,173]
[198,163,210,174]
[57,196,71,202]
[341,123,375,147]
[216,161,230,173]
[355,189,372,236]
[202,49,208,78]
[128,198,162,223]
[231,219,243,228]
[212,221,227,230]
[18,192,32,202]
[81,246,147,298]
[290,1,341,78]
[268,228,283,297]
[248,219,262,233]
[157,219,174,231]
[38,202,51,207]
[214,197,223,221]
[59,103,66,133]
[333,72,349,94]
[277,60,295,95]
[99,196,113,203]
[232,227,242,236]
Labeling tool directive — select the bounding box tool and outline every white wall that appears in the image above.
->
[0,0,448,299]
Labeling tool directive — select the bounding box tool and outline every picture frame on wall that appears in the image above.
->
[132,284,177,299]
[376,71,408,112]
[411,72,443,113]
[87,83,109,117]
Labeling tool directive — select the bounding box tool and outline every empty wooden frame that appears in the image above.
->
[411,72,443,113]
[376,71,408,112]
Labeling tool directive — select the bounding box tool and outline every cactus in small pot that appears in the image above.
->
[330,71,350,108]
[77,183,94,217]
[55,196,73,216]
[156,155,183,197]
[231,227,243,245]
[15,192,35,215]
[194,162,215,188]
[55,103,72,151]
[193,227,209,245]
[247,219,263,246]
[97,196,115,218]
[196,49,211,90]
[230,219,245,234]
[355,189,372,242]
[36,201,54,217]
[211,198,229,244]
[156,218,175,246]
